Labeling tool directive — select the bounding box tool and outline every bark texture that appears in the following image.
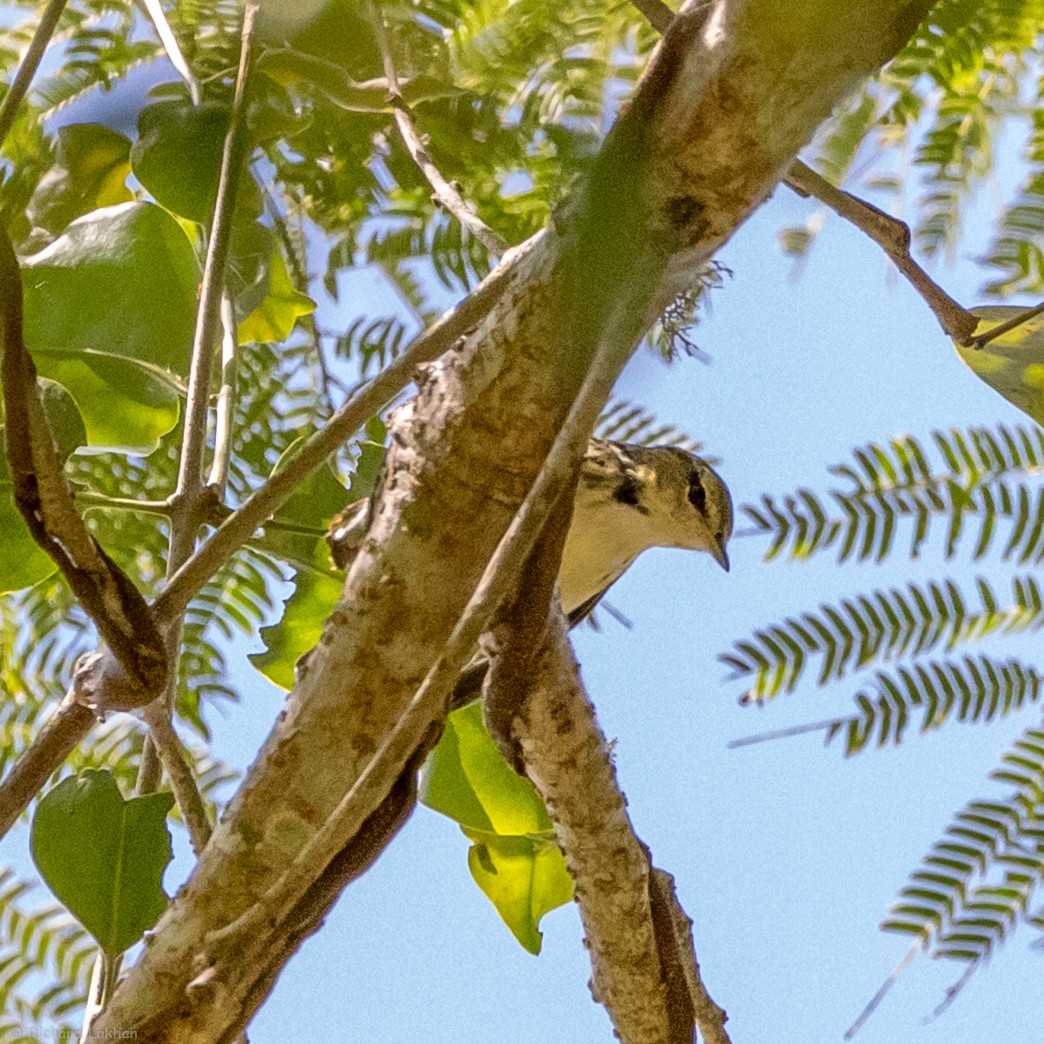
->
[93,1,937,1038]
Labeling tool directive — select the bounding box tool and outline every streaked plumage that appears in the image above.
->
[560,440,732,624]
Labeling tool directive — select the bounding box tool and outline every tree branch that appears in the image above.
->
[168,0,259,571]
[0,232,167,704]
[92,1,938,1036]
[513,614,677,1041]
[0,689,94,839]
[783,160,978,344]
[368,2,506,254]
[629,0,980,347]
[649,868,732,1044]
[205,263,644,964]
[0,0,67,149]
[153,231,544,621]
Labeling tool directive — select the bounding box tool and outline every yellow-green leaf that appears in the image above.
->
[954,307,1044,426]
[465,829,573,954]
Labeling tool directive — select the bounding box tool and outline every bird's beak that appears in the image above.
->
[712,538,730,572]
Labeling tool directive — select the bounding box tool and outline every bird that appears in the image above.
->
[326,438,733,706]
[558,439,732,626]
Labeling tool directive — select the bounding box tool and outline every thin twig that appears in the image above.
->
[728,718,838,748]
[650,868,732,1044]
[206,238,633,956]
[137,0,201,105]
[154,230,544,621]
[970,299,1044,349]
[0,692,94,840]
[140,704,212,854]
[783,160,978,345]
[0,0,68,149]
[75,493,173,516]
[169,0,259,570]
[205,294,238,496]
[368,3,505,254]
[844,940,921,1039]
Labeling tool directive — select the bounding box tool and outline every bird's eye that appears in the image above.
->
[688,470,706,514]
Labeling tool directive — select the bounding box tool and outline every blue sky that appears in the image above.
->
[203,178,1044,1042]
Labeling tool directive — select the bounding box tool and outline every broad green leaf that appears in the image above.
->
[0,381,86,592]
[19,202,195,451]
[238,245,316,345]
[419,702,552,836]
[131,99,229,223]
[32,350,182,453]
[954,307,1044,426]
[27,123,134,233]
[30,771,173,957]
[249,570,343,689]
[420,704,572,951]
[465,830,572,954]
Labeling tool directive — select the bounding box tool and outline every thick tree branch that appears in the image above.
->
[92,2,938,1037]
[629,0,978,347]
[513,614,680,1042]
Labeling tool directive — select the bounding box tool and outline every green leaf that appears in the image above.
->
[0,381,86,592]
[419,702,551,836]
[27,123,134,233]
[237,245,316,345]
[954,308,1044,427]
[465,829,572,954]
[19,202,196,451]
[30,771,173,957]
[0,470,54,592]
[130,99,229,223]
[253,436,351,571]
[419,705,574,951]
[31,350,182,454]
[34,378,87,461]
[21,201,197,370]
[249,570,343,690]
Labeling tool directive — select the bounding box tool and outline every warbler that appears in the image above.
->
[327,439,733,704]
[558,439,732,625]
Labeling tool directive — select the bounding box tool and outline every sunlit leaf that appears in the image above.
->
[465,829,572,954]
[30,771,172,957]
